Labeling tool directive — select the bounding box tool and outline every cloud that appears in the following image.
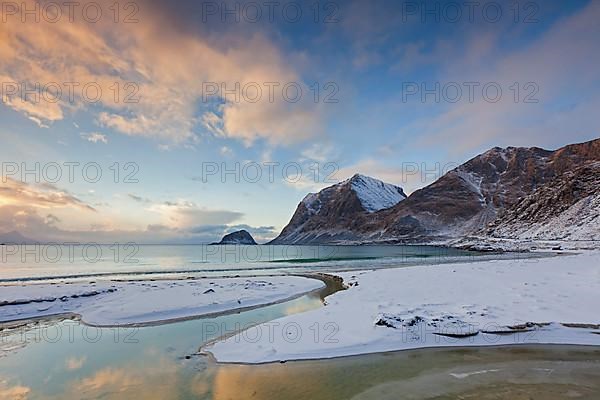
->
[300,142,337,163]
[0,179,103,241]
[220,146,234,157]
[187,224,228,235]
[0,178,95,211]
[396,1,600,154]
[0,0,325,146]
[81,132,108,144]
[148,200,243,230]
[44,213,61,226]
[128,194,150,203]
[65,356,87,371]
[0,190,274,243]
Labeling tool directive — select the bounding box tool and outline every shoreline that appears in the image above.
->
[0,274,327,328]
[0,242,557,284]
[0,273,339,329]
[208,342,600,367]
[206,250,600,364]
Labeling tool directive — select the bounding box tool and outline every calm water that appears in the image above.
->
[0,244,494,281]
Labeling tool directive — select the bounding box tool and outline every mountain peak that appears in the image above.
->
[349,173,369,181]
[347,174,407,213]
[270,174,407,244]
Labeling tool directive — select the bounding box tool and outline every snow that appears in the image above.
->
[491,194,600,241]
[350,174,407,213]
[0,276,324,326]
[299,174,406,217]
[455,170,484,203]
[301,193,321,214]
[207,251,600,363]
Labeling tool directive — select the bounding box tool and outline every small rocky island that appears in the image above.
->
[212,230,257,245]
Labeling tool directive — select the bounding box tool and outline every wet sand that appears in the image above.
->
[210,345,600,400]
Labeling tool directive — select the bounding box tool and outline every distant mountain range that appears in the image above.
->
[0,231,36,244]
[271,138,600,245]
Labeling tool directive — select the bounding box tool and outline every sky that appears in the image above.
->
[0,0,599,243]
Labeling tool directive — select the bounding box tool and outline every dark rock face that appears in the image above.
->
[484,162,600,240]
[213,230,257,245]
[375,138,599,241]
[272,138,600,244]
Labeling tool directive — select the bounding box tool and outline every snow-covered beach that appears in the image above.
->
[3,249,599,364]
[207,251,600,363]
[0,276,324,326]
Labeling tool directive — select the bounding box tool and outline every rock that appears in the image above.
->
[212,230,257,245]
[375,318,395,328]
[433,331,480,338]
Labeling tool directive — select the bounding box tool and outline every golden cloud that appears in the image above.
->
[0,0,324,145]
[0,178,95,211]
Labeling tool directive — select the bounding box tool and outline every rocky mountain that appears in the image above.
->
[484,161,600,241]
[272,138,600,244]
[212,230,257,245]
[269,174,407,244]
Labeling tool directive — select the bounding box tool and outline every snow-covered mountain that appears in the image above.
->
[376,138,600,243]
[269,174,406,244]
[349,174,407,212]
[272,138,600,245]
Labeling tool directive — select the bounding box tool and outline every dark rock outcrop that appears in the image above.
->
[213,230,257,245]
[484,161,600,240]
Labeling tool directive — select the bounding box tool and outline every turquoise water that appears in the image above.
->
[0,244,495,281]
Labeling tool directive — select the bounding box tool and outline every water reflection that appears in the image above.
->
[211,346,600,400]
[0,284,335,399]
[2,324,600,399]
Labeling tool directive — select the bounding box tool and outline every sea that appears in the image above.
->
[0,243,534,282]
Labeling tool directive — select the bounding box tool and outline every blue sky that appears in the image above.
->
[0,0,599,243]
